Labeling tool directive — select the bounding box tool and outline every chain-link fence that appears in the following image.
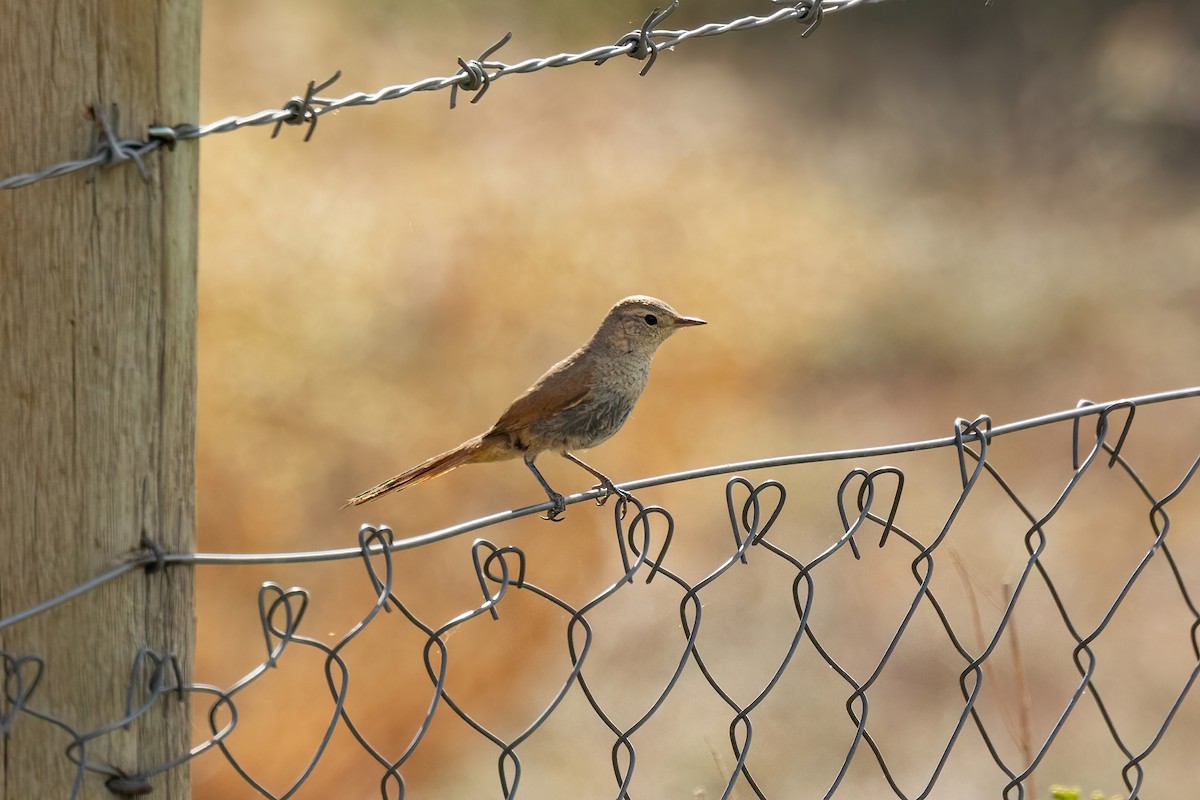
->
[4,388,1199,799]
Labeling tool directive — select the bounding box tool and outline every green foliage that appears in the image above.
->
[1049,785,1123,800]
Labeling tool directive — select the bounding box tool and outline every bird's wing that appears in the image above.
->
[488,353,592,436]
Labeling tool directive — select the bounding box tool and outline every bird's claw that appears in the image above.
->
[542,492,568,522]
[593,480,632,519]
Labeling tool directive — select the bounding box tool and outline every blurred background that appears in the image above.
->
[193,0,1200,797]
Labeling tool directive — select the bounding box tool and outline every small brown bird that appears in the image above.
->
[345,295,706,520]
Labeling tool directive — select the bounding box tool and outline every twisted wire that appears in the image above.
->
[4,386,1200,799]
[0,0,881,191]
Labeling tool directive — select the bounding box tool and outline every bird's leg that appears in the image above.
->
[524,453,567,522]
[562,452,632,516]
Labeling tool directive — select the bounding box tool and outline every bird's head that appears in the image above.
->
[598,295,706,355]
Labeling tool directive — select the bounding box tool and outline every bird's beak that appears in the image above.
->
[674,315,707,327]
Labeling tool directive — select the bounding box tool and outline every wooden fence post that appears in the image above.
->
[0,1,200,797]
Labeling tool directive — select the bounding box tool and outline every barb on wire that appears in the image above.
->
[773,0,824,37]
[90,104,152,182]
[271,71,343,141]
[0,104,164,190]
[450,32,513,109]
[594,2,680,75]
[1,0,873,190]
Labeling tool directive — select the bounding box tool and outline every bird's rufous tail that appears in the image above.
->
[344,436,490,507]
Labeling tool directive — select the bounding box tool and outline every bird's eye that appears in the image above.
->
[644,314,658,326]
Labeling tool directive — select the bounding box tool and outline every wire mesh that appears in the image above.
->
[3,387,1199,798]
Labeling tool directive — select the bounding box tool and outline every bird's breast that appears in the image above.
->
[529,354,652,451]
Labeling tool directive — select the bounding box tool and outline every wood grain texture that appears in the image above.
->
[0,1,199,797]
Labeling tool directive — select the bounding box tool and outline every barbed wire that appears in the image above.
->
[0,0,880,191]
[4,386,1200,798]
